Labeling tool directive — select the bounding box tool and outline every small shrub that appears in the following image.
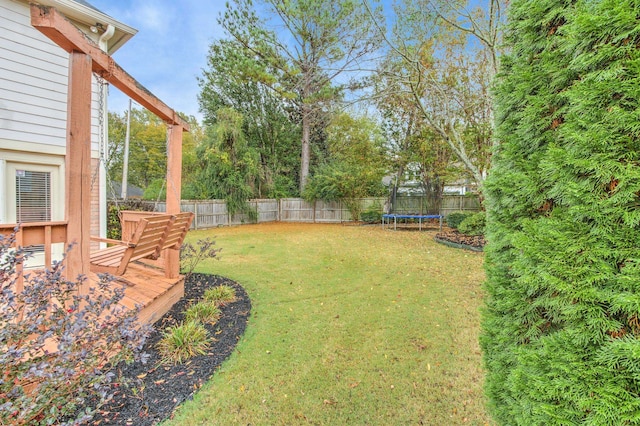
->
[0,236,150,426]
[446,211,475,229]
[360,204,382,223]
[157,320,210,364]
[180,238,221,280]
[204,285,237,306]
[185,302,221,325]
[458,212,486,236]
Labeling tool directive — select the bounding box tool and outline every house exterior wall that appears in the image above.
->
[0,0,69,148]
[0,0,102,231]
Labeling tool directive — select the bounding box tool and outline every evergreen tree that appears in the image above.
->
[483,0,640,424]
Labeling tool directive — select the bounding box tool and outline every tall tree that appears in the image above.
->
[188,108,261,219]
[371,0,504,187]
[375,61,458,214]
[107,108,166,193]
[108,109,202,200]
[409,128,455,214]
[199,39,301,197]
[304,113,388,220]
[483,0,640,423]
[219,0,383,191]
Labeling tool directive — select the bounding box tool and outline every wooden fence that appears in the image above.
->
[150,195,480,230]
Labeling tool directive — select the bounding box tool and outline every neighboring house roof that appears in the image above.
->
[32,0,137,54]
[72,0,100,12]
[109,182,145,199]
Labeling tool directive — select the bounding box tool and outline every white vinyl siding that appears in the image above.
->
[0,0,100,151]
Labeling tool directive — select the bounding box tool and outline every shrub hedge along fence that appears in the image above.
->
[483,0,640,424]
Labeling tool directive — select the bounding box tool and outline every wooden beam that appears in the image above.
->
[30,4,190,131]
[65,51,93,280]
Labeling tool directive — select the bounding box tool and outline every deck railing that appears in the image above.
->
[0,221,68,293]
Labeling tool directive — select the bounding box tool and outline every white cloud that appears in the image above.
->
[132,3,169,32]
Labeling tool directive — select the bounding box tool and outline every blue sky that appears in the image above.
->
[89,0,228,120]
[88,0,402,121]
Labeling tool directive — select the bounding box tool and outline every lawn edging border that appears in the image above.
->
[434,236,484,252]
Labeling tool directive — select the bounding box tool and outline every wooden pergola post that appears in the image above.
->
[65,51,93,280]
[164,124,183,278]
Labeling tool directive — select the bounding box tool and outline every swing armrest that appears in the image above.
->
[90,236,136,248]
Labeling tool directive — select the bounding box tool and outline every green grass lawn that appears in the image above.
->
[167,222,490,425]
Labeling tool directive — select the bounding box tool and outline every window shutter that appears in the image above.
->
[16,170,51,223]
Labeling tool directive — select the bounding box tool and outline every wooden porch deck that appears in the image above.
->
[97,262,185,327]
[0,219,186,329]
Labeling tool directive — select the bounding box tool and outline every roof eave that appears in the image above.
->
[31,0,137,54]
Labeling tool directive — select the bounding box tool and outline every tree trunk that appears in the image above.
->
[300,104,311,192]
[422,176,444,215]
[390,163,405,213]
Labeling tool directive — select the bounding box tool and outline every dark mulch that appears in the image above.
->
[435,229,485,250]
[88,273,251,425]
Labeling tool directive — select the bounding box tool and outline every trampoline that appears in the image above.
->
[382,214,443,231]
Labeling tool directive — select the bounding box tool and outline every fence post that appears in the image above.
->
[194,201,198,230]
[254,199,259,223]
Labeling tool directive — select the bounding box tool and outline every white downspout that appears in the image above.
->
[98,25,115,244]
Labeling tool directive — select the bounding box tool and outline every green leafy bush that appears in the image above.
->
[446,212,474,229]
[482,0,640,424]
[106,199,154,240]
[457,212,485,236]
[360,204,382,223]
[157,320,210,364]
[0,237,149,425]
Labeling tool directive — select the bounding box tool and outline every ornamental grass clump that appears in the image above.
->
[483,0,640,424]
[0,235,150,426]
[157,320,210,365]
[204,285,236,306]
[185,301,221,325]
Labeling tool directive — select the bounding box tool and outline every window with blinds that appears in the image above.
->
[16,169,51,223]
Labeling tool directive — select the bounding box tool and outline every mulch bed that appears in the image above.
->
[434,229,485,251]
[88,273,251,425]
